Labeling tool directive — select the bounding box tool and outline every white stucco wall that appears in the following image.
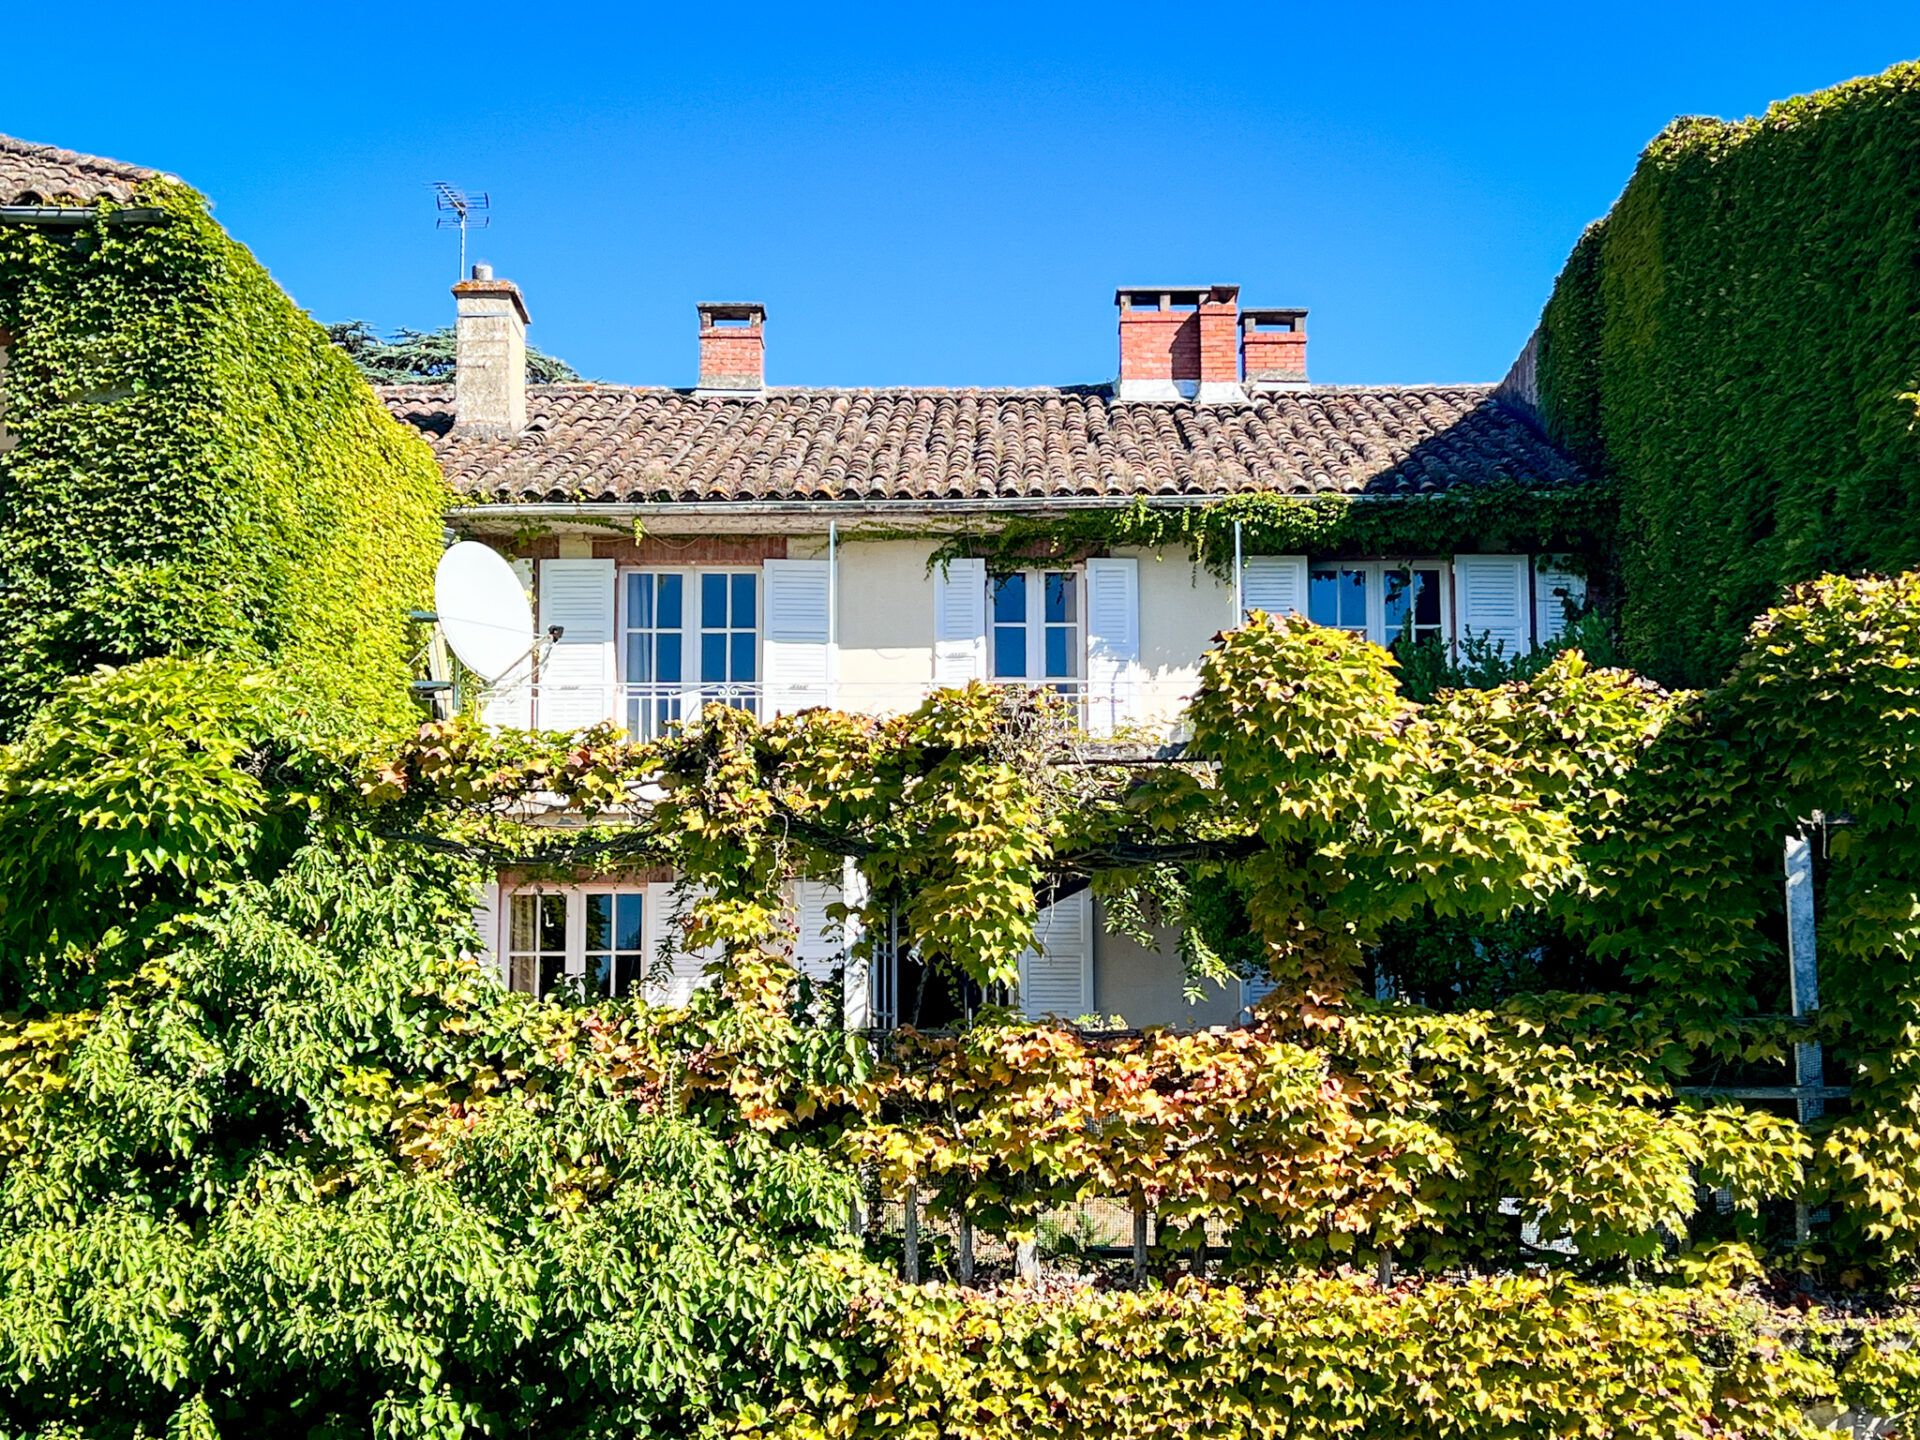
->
[1127,545,1235,733]
[1093,899,1243,1029]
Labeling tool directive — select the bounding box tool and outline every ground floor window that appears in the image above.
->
[506,887,649,1000]
[1308,561,1449,652]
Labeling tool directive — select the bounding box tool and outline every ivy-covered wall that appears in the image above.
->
[0,177,448,738]
[1529,61,1920,687]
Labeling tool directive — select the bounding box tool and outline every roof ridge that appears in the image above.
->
[0,132,165,206]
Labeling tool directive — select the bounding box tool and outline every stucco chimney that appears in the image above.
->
[453,263,529,434]
[1241,308,1308,391]
[696,302,766,395]
[1115,284,1241,402]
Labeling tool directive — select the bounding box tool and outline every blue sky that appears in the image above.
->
[9,4,1917,387]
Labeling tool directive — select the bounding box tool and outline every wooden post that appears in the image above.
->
[1131,1190,1150,1288]
[1375,1249,1394,1288]
[1014,1236,1039,1284]
[903,1179,920,1284]
[957,1209,975,1285]
[1191,1227,1209,1280]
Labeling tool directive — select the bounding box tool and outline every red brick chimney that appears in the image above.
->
[1115,284,1243,403]
[696,302,766,394]
[1241,308,1309,391]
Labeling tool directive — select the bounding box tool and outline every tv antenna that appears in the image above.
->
[432,182,491,278]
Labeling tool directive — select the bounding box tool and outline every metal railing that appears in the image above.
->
[480,679,1185,738]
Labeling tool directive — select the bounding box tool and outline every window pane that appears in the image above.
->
[657,574,682,629]
[510,954,537,994]
[538,894,567,952]
[627,574,654,630]
[1383,570,1412,634]
[585,893,612,952]
[993,625,1026,679]
[538,953,567,1000]
[1044,572,1074,623]
[1309,569,1340,627]
[1413,570,1442,627]
[701,572,726,624]
[510,894,538,953]
[991,573,1026,624]
[627,634,653,685]
[615,953,647,1000]
[616,893,645,952]
[731,574,756,627]
[1045,625,1072,678]
[657,633,681,683]
[701,632,726,683]
[585,953,615,999]
[731,632,755,682]
[1339,569,1368,628]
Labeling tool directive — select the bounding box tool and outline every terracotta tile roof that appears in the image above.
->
[382,383,1586,505]
[0,134,161,206]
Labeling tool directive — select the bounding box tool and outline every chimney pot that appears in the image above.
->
[1116,284,1243,403]
[696,302,766,395]
[1242,308,1309,391]
[452,267,530,435]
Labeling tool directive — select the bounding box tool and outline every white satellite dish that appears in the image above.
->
[435,542,535,682]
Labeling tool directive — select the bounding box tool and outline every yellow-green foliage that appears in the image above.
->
[743,1276,1843,1440]
[0,178,448,737]
[1532,62,1920,686]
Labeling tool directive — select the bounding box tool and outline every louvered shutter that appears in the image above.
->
[791,879,844,983]
[1533,558,1588,647]
[536,559,616,730]
[1240,972,1278,1021]
[480,559,537,729]
[932,557,987,685]
[1084,557,1140,736]
[763,559,834,715]
[471,879,504,984]
[1241,555,1309,619]
[1018,888,1093,1020]
[1454,554,1531,660]
[648,882,718,1006]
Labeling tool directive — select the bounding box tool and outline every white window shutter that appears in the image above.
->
[1241,555,1309,619]
[1533,558,1588,647]
[1083,557,1141,736]
[471,879,504,984]
[762,559,834,716]
[1454,554,1531,660]
[647,882,718,1006]
[933,557,987,685]
[791,878,844,983]
[1018,888,1093,1020]
[536,559,616,730]
[479,560,537,729]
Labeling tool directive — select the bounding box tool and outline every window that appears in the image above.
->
[505,887,648,1000]
[1308,561,1450,652]
[989,569,1081,690]
[618,569,758,737]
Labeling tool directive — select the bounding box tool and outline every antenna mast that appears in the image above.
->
[432,182,491,278]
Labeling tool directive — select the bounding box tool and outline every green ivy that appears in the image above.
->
[1531,61,1920,687]
[923,484,1617,577]
[0,178,448,738]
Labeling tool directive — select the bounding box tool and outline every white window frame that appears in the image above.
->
[502,883,660,1001]
[987,567,1085,688]
[1306,559,1455,650]
[615,566,763,736]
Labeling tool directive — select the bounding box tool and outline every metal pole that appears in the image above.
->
[827,520,839,708]
[1785,829,1824,1243]
[1232,520,1245,621]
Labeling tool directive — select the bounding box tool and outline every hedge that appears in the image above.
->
[0,176,448,738]
[742,1275,1916,1440]
[1530,61,1920,687]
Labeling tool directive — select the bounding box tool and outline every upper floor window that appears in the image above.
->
[619,569,758,737]
[989,569,1081,690]
[1309,561,1448,653]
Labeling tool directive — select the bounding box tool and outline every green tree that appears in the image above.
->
[327,321,583,386]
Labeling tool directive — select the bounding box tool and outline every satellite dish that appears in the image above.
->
[435,542,535,682]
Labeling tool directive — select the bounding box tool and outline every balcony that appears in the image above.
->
[480,679,1182,739]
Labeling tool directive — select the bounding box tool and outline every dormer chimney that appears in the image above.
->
[1115,284,1242,403]
[696,302,766,395]
[1241,308,1309,391]
[452,263,529,435]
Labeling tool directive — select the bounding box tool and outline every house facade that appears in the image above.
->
[385,271,1592,1030]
